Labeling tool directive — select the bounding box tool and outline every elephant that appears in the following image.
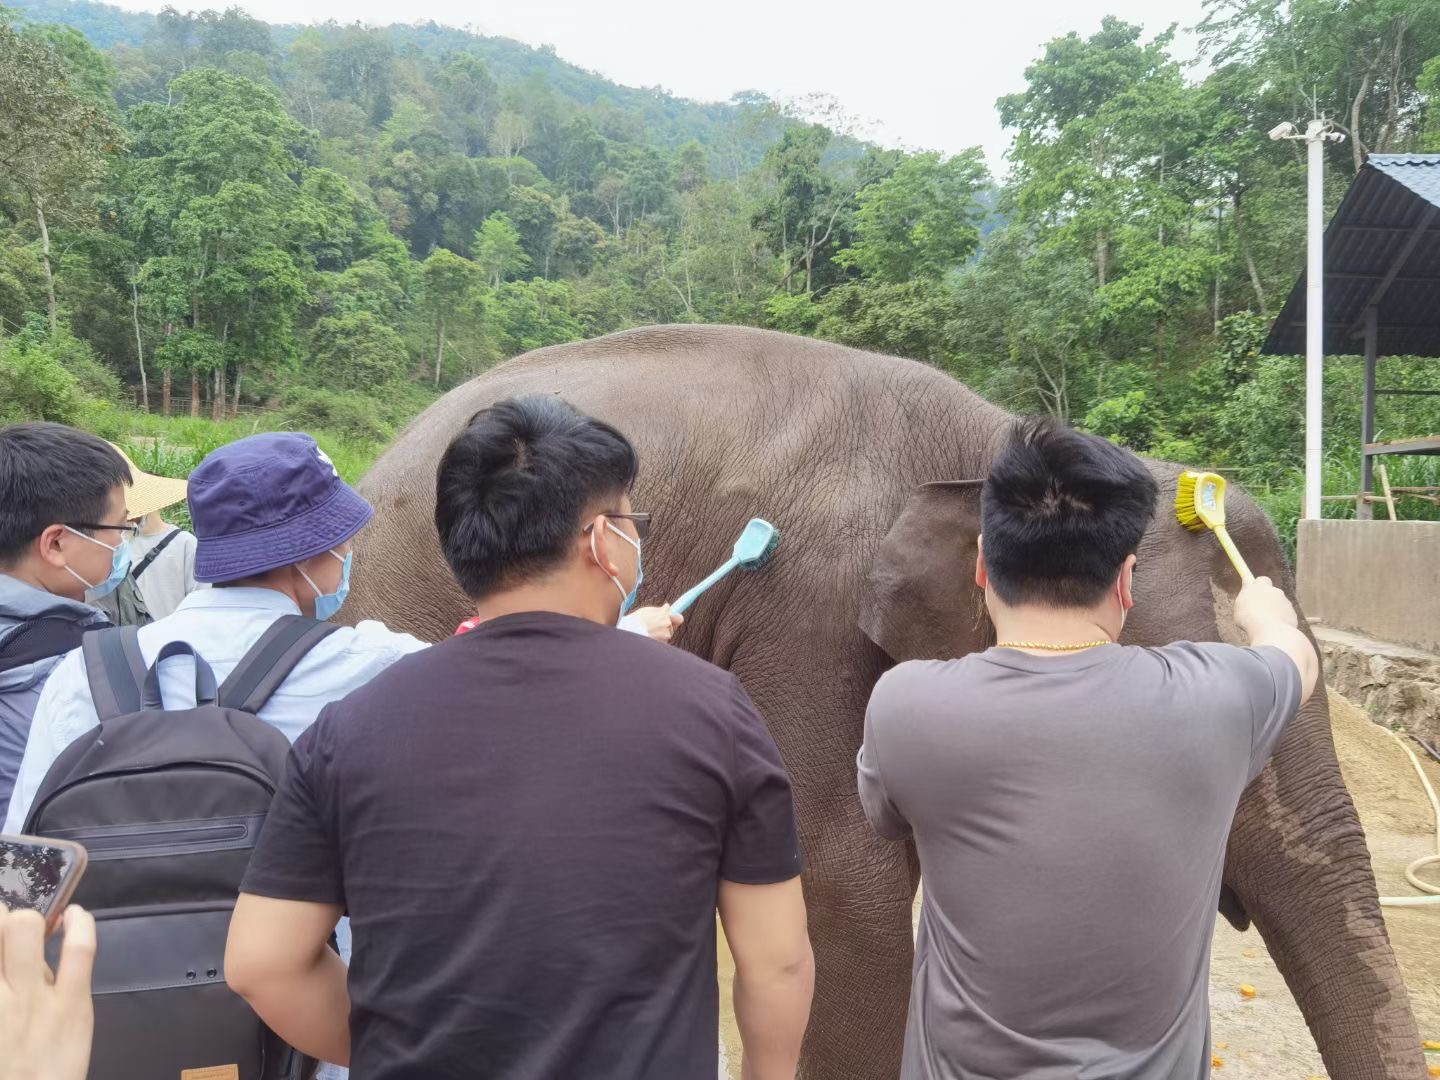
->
[345,324,1423,1079]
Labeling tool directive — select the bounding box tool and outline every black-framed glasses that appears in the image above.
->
[67,522,140,538]
[583,512,652,541]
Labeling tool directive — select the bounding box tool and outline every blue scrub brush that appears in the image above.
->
[670,518,780,616]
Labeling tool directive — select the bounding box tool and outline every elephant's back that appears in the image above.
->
[364,324,998,508]
[348,325,1000,641]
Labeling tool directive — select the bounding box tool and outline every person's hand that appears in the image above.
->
[1233,576,1298,636]
[628,605,684,643]
[0,904,96,1080]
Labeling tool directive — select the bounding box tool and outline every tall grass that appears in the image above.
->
[85,409,393,530]
[1243,453,1440,563]
[92,411,387,483]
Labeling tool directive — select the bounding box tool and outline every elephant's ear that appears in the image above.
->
[859,480,991,663]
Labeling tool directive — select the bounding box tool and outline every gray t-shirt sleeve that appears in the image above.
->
[1236,645,1304,781]
[857,670,911,842]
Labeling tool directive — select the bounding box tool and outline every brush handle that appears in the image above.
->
[671,556,740,616]
[1213,526,1255,585]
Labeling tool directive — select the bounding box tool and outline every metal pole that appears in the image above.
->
[1303,122,1325,520]
[1359,305,1378,519]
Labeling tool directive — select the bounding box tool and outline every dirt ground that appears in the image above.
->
[716,692,1440,1078]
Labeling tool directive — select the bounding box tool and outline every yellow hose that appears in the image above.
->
[1375,725,1440,908]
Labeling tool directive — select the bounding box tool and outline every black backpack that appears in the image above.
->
[25,615,338,1080]
[0,614,96,676]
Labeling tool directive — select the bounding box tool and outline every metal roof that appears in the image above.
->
[1262,154,1440,357]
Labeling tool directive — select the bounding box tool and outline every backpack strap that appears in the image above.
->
[0,617,91,675]
[217,615,338,715]
[81,626,148,721]
[130,528,181,581]
[141,640,218,710]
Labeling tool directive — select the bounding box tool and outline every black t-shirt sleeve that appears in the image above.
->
[241,710,346,906]
[719,677,804,885]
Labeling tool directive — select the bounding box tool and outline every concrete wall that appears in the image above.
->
[1297,519,1440,653]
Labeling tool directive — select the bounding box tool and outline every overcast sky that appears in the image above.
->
[108,0,1211,175]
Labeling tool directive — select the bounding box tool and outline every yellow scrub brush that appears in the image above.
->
[1175,471,1254,584]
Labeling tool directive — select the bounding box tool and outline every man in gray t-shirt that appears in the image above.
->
[858,419,1318,1080]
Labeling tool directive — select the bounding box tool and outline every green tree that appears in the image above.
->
[753,124,860,294]
[0,20,123,333]
[474,213,530,287]
[1421,54,1440,150]
[1201,0,1440,172]
[419,246,481,386]
[196,7,271,61]
[434,53,498,155]
[118,68,317,412]
[489,278,581,358]
[0,329,84,423]
[309,311,408,390]
[835,150,988,284]
[507,187,560,276]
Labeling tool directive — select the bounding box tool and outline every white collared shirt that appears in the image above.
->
[4,587,429,831]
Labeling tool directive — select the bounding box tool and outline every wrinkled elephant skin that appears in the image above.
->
[346,325,1423,1080]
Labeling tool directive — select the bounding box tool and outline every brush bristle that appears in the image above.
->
[1174,473,1207,532]
[739,529,780,569]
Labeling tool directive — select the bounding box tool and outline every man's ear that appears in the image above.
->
[36,523,69,568]
[1119,553,1137,610]
[586,516,620,577]
[975,535,987,591]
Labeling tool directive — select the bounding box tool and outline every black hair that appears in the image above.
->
[435,395,640,598]
[981,417,1158,608]
[0,422,132,565]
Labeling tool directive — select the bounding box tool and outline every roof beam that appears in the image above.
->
[1346,205,1440,337]
[1325,272,1439,283]
[1288,320,1440,329]
[1338,224,1440,233]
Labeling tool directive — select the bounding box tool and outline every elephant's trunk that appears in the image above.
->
[1226,692,1424,1079]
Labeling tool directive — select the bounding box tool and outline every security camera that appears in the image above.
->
[1268,121,1298,140]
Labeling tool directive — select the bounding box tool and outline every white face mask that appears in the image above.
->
[62,526,132,599]
[590,521,642,622]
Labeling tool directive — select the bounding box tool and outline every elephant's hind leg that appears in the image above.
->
[727,630,917,1080]
[798,798,918,1079]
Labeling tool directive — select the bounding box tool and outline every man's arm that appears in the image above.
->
[719,877,814,1080]
[1233,576,1319,706]
[226,894,349,1065]
[3,656,90,832]
[618,605,683,642]
[856,676,911,841]
[227,719,350,1063]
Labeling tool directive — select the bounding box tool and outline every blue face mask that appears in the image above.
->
[63,526,132,600]
[595,521,642,621]
[299,550,351,622]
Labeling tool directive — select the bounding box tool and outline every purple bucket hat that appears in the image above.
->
[189,432,374,584]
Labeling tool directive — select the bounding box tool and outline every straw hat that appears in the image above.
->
[108,442,191,520]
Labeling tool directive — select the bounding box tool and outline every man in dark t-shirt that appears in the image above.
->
[225,396,813,1079]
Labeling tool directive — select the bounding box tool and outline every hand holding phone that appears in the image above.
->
[0,834,88,935]
[0,904,97,1080]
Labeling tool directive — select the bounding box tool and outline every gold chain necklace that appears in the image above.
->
[996,640,1112,651]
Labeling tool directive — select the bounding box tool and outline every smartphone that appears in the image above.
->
[0,834,88,934]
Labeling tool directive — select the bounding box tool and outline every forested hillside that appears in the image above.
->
[3,0,1440,541]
